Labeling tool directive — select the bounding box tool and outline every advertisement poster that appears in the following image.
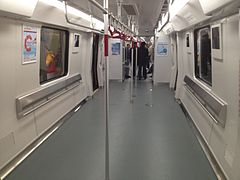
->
[112,42,120,55]
[157,43,168,56]
[73,33,80,53]
[22,25,37,64]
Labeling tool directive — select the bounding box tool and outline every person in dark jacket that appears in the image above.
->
[137,42,148,80]
[125,44,131,79]
[132,42,137,78]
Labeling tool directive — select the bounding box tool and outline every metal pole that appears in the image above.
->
[103,0,110,180]
[88,0,108,14]
[127,15,131,27]
[135,41,138,87]
[117,1,122,20]
[87,0,135,35]
[130,42,134,103]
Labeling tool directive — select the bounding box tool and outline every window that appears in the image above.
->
[40,27,69,84]
[212,27,220,49]
[194,26,212,85]
[211,24,223,60]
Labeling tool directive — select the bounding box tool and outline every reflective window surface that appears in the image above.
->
[40,27,69,84]
[194,26,212,85]
[212,27,220,49]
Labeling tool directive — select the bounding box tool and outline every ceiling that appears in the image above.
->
[119,0,165,36]
[68,0,167,36]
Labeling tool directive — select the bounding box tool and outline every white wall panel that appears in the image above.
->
[169,34,177,89]
[109,39,123,80]
[210,15,240,179]
[0,18,38,169]
[68,31,89,103]
[77,33,91,86]
[34,90,75,135]
[234,10,240,179]
[97,37,104,87]
[83,34,94,96]
[0,133,16,169]
[15,24,40,96]
[232,134,240,179]
[0,18,18,138]
[13,116,37,151]
[73,84,88,106]
[178,14,240,180]
[175,32,185,99]
[154,33,172,83]
[181,89,213,143]
[0,1,92,168]
[68,32,82,75]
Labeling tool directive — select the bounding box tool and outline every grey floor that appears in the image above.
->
[6,80,217,180]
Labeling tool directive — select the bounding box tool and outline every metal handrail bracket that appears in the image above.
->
[184,75,227,127]
[16,74,82,119]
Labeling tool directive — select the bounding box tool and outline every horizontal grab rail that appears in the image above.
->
[16,74,82,119]
[184,76,227,127]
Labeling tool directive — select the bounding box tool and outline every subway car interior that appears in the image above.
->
[0,0,240,180]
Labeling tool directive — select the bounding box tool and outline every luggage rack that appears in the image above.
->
[184,75,227,127]
[16,74,82,119]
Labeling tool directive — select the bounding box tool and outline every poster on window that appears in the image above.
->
[157,43,168,56]
[22,25,37,64]
[112,42,120,55]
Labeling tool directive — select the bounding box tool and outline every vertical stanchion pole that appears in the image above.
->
[103,0,109,180]
[135,40,138,87]
[130,41,134,103]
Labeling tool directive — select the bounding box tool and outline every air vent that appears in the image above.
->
[122,4,138,15]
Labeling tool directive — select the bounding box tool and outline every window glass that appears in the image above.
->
[194,26,212,85]
[212,27,220,49]
[40,27,69,84]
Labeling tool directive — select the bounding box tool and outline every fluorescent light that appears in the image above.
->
[92,18,104,30]
[67,6,91,21]
[169,0,190,20]
[39,0,91,22]
[39,0,104,30]
[39,0,65,11]
[0,0,38,17]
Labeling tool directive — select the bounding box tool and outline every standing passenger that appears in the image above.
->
[125,44,131,79]
[132,42,137,78]
[137,42,148,80]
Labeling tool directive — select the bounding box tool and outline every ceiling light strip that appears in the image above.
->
[64,1,103,33]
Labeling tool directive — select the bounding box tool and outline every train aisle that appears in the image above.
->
[5,81,217,180]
